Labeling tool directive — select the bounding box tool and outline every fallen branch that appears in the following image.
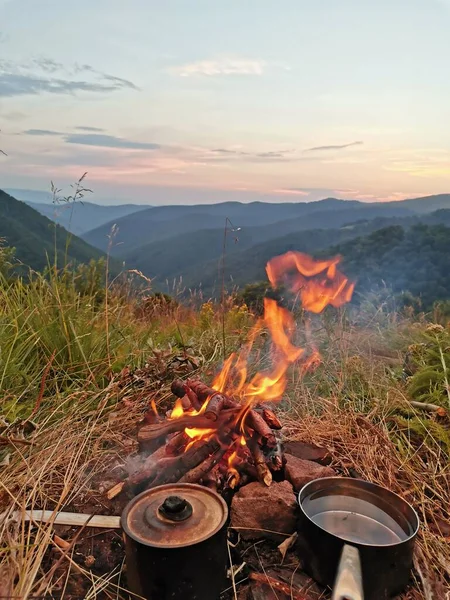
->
[409,401,447,416]
[2,510,120,529]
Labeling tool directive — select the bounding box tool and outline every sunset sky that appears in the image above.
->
[1,0,450,204]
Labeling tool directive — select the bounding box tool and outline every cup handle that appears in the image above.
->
[331,544,364,600]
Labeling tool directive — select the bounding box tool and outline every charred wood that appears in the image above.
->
[248,434,272,487]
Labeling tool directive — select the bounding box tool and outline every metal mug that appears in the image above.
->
[298,477,419,600]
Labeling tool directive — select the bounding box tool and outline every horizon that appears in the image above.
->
[2,0,450,204]
[4,185,450,208]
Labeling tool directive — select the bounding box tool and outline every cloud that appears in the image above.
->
[24,129,62,136]
[75,126,105,132]
[171,58,268,77]
[64,133,160,150]
[209,147,295,162]
[271,188,309,196]
[0,58,137,97]
[305,141,363,152]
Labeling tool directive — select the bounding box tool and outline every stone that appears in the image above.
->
[283,441,332,465]
[230,480,297,541]
[284,454,335,492]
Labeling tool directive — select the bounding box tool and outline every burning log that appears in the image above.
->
[185,387,202,411]
[246,410,277,447]
[138,414,221,443]
[184,379,221,403]
[171,378,203,410]
[204,393,228,420]
[149,438,222,488]
[165,431,189,456]
[248,434,272,487]
[179,445,228,484]
[260,408,282,430]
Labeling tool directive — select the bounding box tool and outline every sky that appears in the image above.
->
[1,0,450,205]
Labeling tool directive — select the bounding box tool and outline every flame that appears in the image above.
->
[211,251,354,411]
[266,251,354,313]
[185,427,216,439]
[171,398,184,419]
[150,399,159,417]
[240,435,246,446]
[227,450,240,487]
[213,354,235,393]
[184,427,216,451]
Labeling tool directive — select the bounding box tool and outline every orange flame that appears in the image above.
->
[171,398,184,419]
[266,251,354,313]
[150,399,159,417]
[227,450,240,487]
[211,251,353,409]
[184,427,216,451]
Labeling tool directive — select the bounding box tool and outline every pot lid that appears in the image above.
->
[121,483,228,548]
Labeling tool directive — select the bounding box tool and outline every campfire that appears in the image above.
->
[107,251,354,500]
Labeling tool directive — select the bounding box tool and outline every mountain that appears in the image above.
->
[398,194,450,214]
[144,209,450,297]
[27,201,147,235]
[121,203,418,285]
[0,190,105,271]
[82,198,410,254]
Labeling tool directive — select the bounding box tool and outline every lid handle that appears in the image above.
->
[158,495,193,522]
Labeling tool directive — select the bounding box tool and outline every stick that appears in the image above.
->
[137,414,220,443]
[259,408,282,430]
[409,401,446,416]
[106,482,124,500]
[204,393,227,420]
[150,438,221,487]
[185,387,202,411]
[2,510,120,529]
[179,445,228,483]
[249,572,310,600]
[248,434,272,487]
[246,410,277,447]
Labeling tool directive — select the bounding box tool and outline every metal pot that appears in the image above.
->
[297,477,419,600]
[121,483,229,600]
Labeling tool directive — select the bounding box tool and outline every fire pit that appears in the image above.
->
[107,253,354,501]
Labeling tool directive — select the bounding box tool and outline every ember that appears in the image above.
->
[107,251,354,499]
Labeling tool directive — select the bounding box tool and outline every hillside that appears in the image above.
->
[0,190,105,271]
[83,194,450,257]
[399,193,450,214]
[121,202,419,278]
[152,211,450,302]
[27,201,147,235]
[82,198,363,253]
[326,223,450,308]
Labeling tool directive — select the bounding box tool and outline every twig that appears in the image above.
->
[29,350,56,420]
[409,400,446,416]
[249,572,310,600]
[227,539,238,600]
